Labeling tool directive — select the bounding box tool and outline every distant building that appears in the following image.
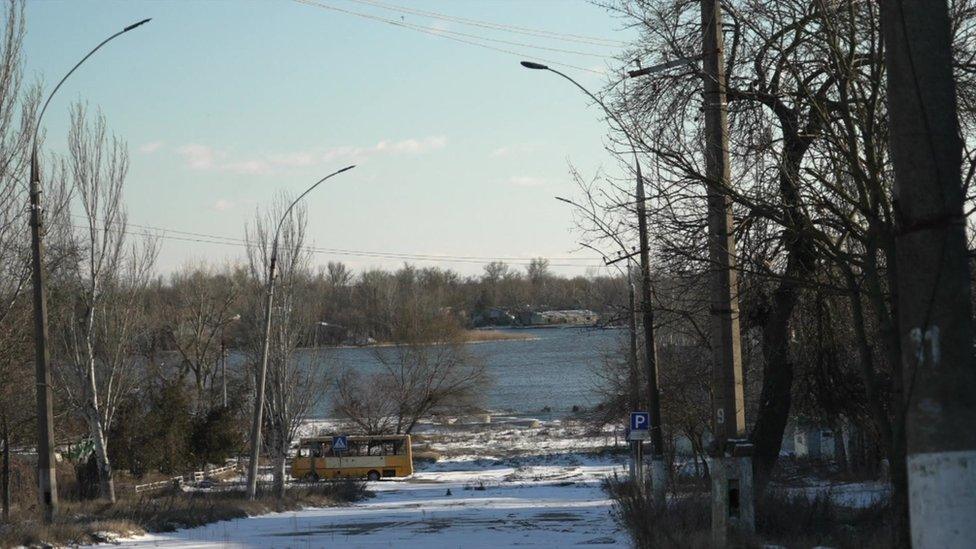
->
[782,422,838,460]
[524,309,599,327]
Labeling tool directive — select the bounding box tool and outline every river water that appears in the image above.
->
[311,327,623,419]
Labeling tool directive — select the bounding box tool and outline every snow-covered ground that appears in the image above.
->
[109,415,889,548]
[113,417,629,548]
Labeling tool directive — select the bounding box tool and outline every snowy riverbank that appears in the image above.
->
[107,415,889,548]
[111,417,627,547]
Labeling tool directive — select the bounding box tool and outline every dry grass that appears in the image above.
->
[0,479,369,548]
[604,475,891,549]
[604,475,714,549]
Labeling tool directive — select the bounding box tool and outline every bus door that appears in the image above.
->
[311,441,336,477]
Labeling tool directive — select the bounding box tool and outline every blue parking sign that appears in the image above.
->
[630,411,650,432]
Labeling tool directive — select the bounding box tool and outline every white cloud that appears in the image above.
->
[176,136,447,174]
[491,143,539,158]
[138,141,164,154]
[508,175,546,187]
[268,151,316,167]
[177,143,220,170]
[374,136,447,154]
[212,199,234,211]
[223,159,271,175]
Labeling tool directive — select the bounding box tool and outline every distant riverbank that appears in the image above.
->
[320,329,537,350]
[462,329,536,343]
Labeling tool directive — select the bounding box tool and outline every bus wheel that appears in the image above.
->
[366,470,380,482]
[303,472,319,483]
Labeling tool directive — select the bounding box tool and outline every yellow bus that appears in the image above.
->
[291,435,413,482]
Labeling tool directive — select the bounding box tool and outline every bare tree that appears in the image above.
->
[335,299,488,435]
[599,2,976,544]
[0,0,41,330]
[245,195,326,499]
[162,264,242,408]
[53,104,157,503]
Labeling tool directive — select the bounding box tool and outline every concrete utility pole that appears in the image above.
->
[700,0,753,543]
[245,165,355,500]
[29,18,151,522]
[28,153,57,523]
[522,61,667,503]
[880,1,976,546]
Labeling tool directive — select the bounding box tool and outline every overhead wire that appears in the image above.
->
[339,0,628,48]
[291,0,610,75]
[66,216,602,268]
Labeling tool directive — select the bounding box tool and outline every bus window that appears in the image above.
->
[344,440,365,456]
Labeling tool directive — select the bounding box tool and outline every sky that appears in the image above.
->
[23,0,638,278]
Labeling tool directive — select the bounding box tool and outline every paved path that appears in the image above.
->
[115,464,626,548]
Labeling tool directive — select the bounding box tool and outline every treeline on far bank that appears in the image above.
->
[151,258,627,348]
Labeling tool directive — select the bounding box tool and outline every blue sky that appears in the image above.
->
[24,0,637,277]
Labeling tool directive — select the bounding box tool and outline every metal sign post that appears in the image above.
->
[628,412,650,487]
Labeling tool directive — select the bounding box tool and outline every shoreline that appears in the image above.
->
[315,329,540,350]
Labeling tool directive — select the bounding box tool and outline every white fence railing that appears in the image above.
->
[133,463,239,493]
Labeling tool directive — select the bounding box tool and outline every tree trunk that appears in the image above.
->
[87,414,115,503]
[273,454,287,500]
[2,417,9,522]
[748,123,816,493]
[833,417,850,474]
[750,273,797,492]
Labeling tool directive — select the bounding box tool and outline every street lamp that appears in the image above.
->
[29,17,151,522]
[521,60,667,501]
[245,165,356,500]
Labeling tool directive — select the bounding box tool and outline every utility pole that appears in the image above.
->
[701,0,753,543]
[881,0,976,546]
[633,172,666,505]
[624,263,642,483]
[27,18,151,522]
[246,258,277,499]
[28,153,57,522]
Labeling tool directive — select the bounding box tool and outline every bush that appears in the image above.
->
[605,475,891,548]
[189,404,243,469]
[604,475,712,549]
[109,383,244,477]
[756,491,891,548]
[109,383,193,476]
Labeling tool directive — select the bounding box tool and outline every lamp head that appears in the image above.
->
[124,18,151,32]
[520,61,549,70]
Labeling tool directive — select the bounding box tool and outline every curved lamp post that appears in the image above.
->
[246,165,356,499]
[520,61,666,500]
[29,18,151,521]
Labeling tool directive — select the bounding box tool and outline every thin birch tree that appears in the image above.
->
[54,104,157,503]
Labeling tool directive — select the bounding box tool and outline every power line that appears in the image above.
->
[291,0,608,75]
[66,216,601,268]
[341,0,629,48]
[328,3,612,60]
